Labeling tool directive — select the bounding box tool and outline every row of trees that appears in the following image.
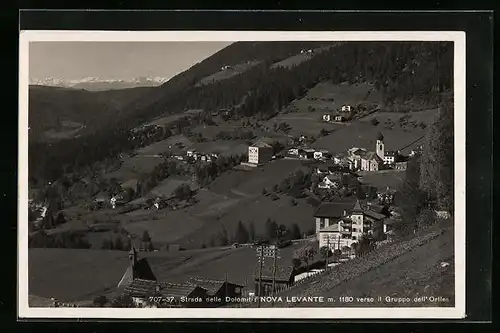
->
[207,220,303,248]
[193,153,247,187]
[393,100,454,236]
[28,230,91,249]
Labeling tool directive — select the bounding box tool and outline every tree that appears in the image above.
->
[265,219,278,241]
[290,223,302,240]
[292,258,302,269]
[354,234,376,256]
[55,212,66,226]
[377,131,384,141]
[293,243,317,267]
[217,225,229,246]
[235,221,249,244]
[142,230,151,243]
[111,294,135,308]
[248,221,256,241]
[114,236,124,251]
[125,238,132,251]
[371,118,380,126]
[93,295,108,307]
[320,246,332,259]
[420,103,454,211]
[101,238,113,250]
[320,128,330,136]
[173,183,192,200]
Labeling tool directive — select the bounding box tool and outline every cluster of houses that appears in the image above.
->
[185,149,219,163]
[116,247,245,308]
[322,104,354,123]
[340,134,409,172]
[245,131,412,174]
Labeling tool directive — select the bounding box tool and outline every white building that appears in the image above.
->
[248,139,274,165]
[383,150,398,164]
[313,149,330,160]
[341,105,352,112]
[315,200,386,251]
[317,175,342,190]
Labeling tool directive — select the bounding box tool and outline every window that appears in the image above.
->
[319,218,325,229]
[352,236,357,240]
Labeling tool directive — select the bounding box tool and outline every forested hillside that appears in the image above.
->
[28,85,154,140]
[29,41,453,185]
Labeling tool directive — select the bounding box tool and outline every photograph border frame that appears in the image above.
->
[18,29,466,320]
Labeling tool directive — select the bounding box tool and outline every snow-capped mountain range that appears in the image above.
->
[29,76,169,91]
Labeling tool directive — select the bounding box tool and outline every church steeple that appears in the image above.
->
[128,245,138,266]
[353,199,363,214]
[376,132,385,160]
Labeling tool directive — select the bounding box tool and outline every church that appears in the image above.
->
[360,133,385,172]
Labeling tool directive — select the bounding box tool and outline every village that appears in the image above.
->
[29,100,431,309]
[27,40,456,310]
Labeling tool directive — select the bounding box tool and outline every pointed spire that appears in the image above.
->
[353,200,363,213]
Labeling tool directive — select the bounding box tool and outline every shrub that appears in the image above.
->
[270,193,279,201]
[371,118,380,126]
[93,295,108,307]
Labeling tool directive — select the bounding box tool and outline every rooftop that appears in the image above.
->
[123,279,206,299]
[186,277,243,295]
[313,201,356,218]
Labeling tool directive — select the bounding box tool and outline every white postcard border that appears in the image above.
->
[18,30,466,319]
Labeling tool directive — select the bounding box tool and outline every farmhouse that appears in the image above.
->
[123,279,208,308]
[253,263,295,296]
[395,161,408,170]
[315,200,386,250]
[299,148,315,160]
[248,137,274,165]
[334,115,347,122]
[186,277,244,305]
[377,187,396,205]
[340,105,352,112]
[110,191,133,209]
[317,174,343,190]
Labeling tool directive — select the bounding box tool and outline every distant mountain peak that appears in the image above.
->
[29,76,169,91]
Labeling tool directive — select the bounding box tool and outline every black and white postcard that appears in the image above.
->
[18,30,466,319]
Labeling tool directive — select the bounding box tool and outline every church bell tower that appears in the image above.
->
[376,132,385,160]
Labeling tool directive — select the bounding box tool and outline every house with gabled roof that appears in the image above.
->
[123,279,208,308]
[315,200,387,252]
[186,276,244,304]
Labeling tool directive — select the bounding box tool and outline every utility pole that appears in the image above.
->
[256,245,264,308]
[225,272,228,303]
[325,236,330,271]
[271,228,283,306]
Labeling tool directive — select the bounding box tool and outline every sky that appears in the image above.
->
[29,41,232,80]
